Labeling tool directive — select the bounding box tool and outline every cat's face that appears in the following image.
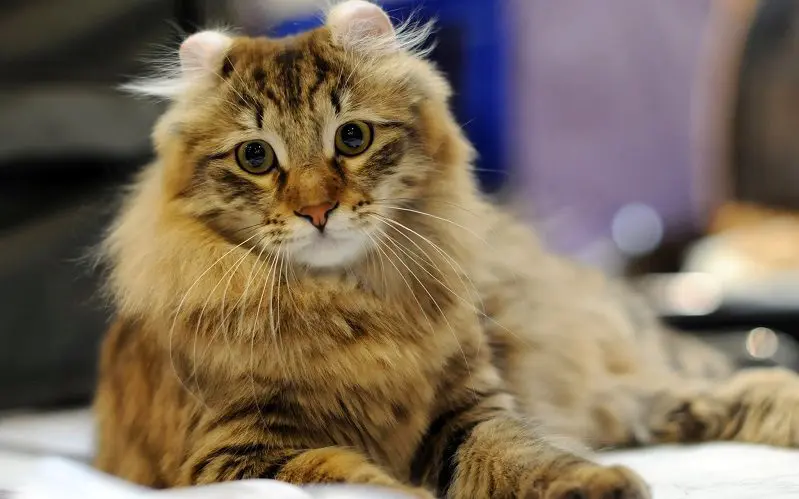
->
[156,4,457,269]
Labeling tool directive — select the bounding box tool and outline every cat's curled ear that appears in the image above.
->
[179,30,233,78]
[327,1,399,53]
[122,30,232,99]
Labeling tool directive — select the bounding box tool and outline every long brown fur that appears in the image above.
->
[94,2,799,498]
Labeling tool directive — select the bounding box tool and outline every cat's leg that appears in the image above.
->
[435,415,649,499]
[183,443,434,497]
[646,367,799,447]
[412,365,650,499]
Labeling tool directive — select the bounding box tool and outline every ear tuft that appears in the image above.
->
[179,30,233,75]
[327,1,397,52]
[121,29,233,99]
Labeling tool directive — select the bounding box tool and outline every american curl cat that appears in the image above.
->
[94,2,799,498]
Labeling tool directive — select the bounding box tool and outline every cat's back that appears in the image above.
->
[469,202,675,442]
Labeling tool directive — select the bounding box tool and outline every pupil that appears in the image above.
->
[341,124,364,149]
[244,142,266,167]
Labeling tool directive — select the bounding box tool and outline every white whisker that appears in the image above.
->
[249,245,282,430]
[375,219,476,310]
[369,214,533,348]
[376,205,489,246]
[201,237,270,365]
[375,197,483,217]
[373,230,474,391]
[167,233,258,407]
[361,229,433,332]
[190,239,258,395]
[371,213,483,309]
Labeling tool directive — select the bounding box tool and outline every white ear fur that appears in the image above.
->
[179,30,233,76]
[327,1,398,52]
[122,30,232,99]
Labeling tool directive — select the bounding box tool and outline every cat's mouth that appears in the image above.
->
[287,229,370,268]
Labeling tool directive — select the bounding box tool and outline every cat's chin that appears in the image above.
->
[288,231,369,269]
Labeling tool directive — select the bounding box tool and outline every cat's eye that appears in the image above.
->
[235,140,276,174]
[335,121,373,156]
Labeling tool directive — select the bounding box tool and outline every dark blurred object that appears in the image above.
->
[669,317,799,371]
[630,0,799,275]
[0,0,174,162]
[650,0,799,372]
[0,160,136,410]
[624,231,699,276]
[0,1,213,410]
[638,272,799,371]
[734,0,799,211]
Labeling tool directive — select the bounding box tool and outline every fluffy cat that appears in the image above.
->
[94,2,799,498]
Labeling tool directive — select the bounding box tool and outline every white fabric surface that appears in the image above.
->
[2,409,799,498]
[600,444,799,498]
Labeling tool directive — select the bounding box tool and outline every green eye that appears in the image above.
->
[335,121,373,156]
[235,140,276,174]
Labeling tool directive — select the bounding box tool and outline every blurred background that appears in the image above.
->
[2,0,799,413]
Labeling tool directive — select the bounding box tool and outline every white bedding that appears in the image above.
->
[2,409,799,498]
[600,445,799,498]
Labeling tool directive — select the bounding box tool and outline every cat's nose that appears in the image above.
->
[294,201,338,232]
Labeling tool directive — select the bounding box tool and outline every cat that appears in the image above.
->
[93,1,799,498]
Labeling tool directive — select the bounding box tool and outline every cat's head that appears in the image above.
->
[129,0,474,270]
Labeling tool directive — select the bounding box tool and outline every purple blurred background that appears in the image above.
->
[508,0,712,263]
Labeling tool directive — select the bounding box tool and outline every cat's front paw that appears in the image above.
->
[536,465,650,499]
[647,393,727,444]
[648,368,799,446]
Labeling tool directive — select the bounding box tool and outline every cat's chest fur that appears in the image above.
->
[286,370,437,477]
[190,269,478,475]
[248,284,473,475]
[239,324,450,477]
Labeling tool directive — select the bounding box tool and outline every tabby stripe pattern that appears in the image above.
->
[410,389,506,496]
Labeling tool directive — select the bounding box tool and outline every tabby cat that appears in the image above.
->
[94,2,799,498]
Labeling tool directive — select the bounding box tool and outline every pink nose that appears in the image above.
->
[295,201,338,231]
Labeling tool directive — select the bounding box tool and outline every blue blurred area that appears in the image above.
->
[265,0,509,193]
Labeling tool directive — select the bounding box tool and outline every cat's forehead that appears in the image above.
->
[216,29,361,115]
[225,31,341,85]
[230,31,335,63]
